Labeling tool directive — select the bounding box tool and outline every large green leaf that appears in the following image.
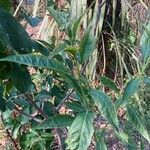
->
[79,28,96,64]
[36,115,74,129]
[0,54,83,96]
[127,104,150,142]
[90,89,119,129]
[115,78,140,108]
[0,8,32,54]
[0,54,68,73]
[140,24,150,63]
[11,64,32,93]
[66,111,94,150]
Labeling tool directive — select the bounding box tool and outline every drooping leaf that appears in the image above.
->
[0,54,83,96]
[37,115,74,129]
[100,76,119,92]
[90,89,119,129]
[127,104,150,142]
[79,27,97,64]
[115,78,140,108]
[11,64,32,93]
[140,24,150,63]
[66,111,94,150]
[0,8,32,54]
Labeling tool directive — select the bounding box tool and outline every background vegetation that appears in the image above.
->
[0,0,150,149]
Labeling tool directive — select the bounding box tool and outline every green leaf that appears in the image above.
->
[127,104,150,142]
[0,95,6,112]
[100,76,119,92]
[140,24,150,63]
[37,115,74,129]
[0,54,83,96]
[11,64,32,93]
[68,15,83,40]
[96,140,107,150]
[90,89,119,129]
[47,7,69,30]
[115,78,140,108]
[0,24,12,52]
[123,78,140,100]
[13,98,30,108]
[0,86,6,112]
[32,40,51,56]
[65,101,85,113]
[0,54,70,73]
[115,131,137,150]
[95,129,107,150]
[0,0,11,11]
[79,27,96,64]
[0,8,32,54]
[66,111,94,150]
[43,101,54,117]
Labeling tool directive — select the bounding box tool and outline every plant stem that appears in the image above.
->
[14,106,42,123]
[56,89,73,111]
[24,94,48,118]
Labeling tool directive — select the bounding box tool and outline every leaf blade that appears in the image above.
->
[90,89,119,129]
[37,115,74,129]
[127,104,150,142]
[66,111,94,150]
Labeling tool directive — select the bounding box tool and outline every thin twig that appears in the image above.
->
[14,106,42,123]
[13,0,24,17]
[56,89,73,111]
[24,94,48,118]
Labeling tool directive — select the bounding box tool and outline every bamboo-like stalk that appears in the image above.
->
[13,0,24,17]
